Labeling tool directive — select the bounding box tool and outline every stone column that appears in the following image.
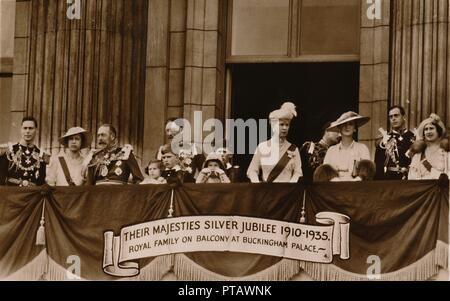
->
[143,0,227,162]
[391,0,450,128]
[10,0,148,155]
[359,0,391,155]
[0,0,16,142]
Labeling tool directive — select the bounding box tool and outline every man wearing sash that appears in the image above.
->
[0,116,49,187]
[247,102,302,183]
[84,124,144,185]
[46,127,91,186]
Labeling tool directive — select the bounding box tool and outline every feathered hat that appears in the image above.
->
[269,102,297,121]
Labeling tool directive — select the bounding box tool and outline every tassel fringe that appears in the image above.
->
[299,241,448,281]
[123,255,174,281]
[2,250,49,281]
[173,254,301,281]
[2,242,447,281]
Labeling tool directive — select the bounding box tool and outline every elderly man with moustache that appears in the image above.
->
[84,124,144,185]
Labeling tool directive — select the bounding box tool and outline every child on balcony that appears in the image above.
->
[141,160,167,184]
[196,153,231,183]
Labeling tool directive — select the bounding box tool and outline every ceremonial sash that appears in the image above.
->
[420,152,433,172]
[58,156,76,186]
[266,144,297,183]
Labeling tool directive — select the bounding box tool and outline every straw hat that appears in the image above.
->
[269,102,297,121]
[327,111,370,132]
[416,113,446,141]
[59,127,92,149]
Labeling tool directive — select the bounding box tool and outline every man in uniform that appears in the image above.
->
[84,124,144,185]
[156,118,205,178]
[300,122,340,182]
[0,117,49,187]
[374,106,415,180]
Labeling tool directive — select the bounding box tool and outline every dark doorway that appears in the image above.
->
[230,63,360,176]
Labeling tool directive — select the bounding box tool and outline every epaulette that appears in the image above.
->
[307,142,315,154]
[0,142,13,156]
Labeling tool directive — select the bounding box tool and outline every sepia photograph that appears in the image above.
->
[0,0,448,288]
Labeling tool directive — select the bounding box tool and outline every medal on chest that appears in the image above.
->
[115,168,123,176]
[100,165,109,177]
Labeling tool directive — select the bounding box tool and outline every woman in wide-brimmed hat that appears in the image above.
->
[46,127,92,186]
[247,102,302,183]
[408,114,449,180]
[323,111,371,181]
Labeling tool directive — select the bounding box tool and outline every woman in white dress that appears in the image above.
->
[247,102,302,183]
[408,114,449,180]
[46,127,91,186]
[323,111,371,181]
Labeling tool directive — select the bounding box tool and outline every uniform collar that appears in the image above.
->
[167,165,181,171]
[390,127,407,135]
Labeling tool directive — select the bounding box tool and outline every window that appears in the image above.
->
[227,0,361,62]
[231,0,290,56]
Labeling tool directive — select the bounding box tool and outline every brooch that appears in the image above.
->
[101,166,109,177]
[287,150,296,159]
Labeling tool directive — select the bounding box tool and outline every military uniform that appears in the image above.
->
[85,144,144,185]
[161,165,195,184]
[374,129,415,180]
[156,141,205,177]
[0,143,49,187]
[300,140,329,182]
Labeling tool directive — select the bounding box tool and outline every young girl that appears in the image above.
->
[196,153,231,183]
[141,160,167,184]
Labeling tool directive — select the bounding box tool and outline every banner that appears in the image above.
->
[0,180,448,280]
[103,214,350,277]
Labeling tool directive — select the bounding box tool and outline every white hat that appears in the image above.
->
[203,153,225,170]
[269,102,297,121]
[416,113,446,141]
[59,127,92,149]
[327,111,370,132]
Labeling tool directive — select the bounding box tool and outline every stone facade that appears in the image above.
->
[1,0,449,162]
